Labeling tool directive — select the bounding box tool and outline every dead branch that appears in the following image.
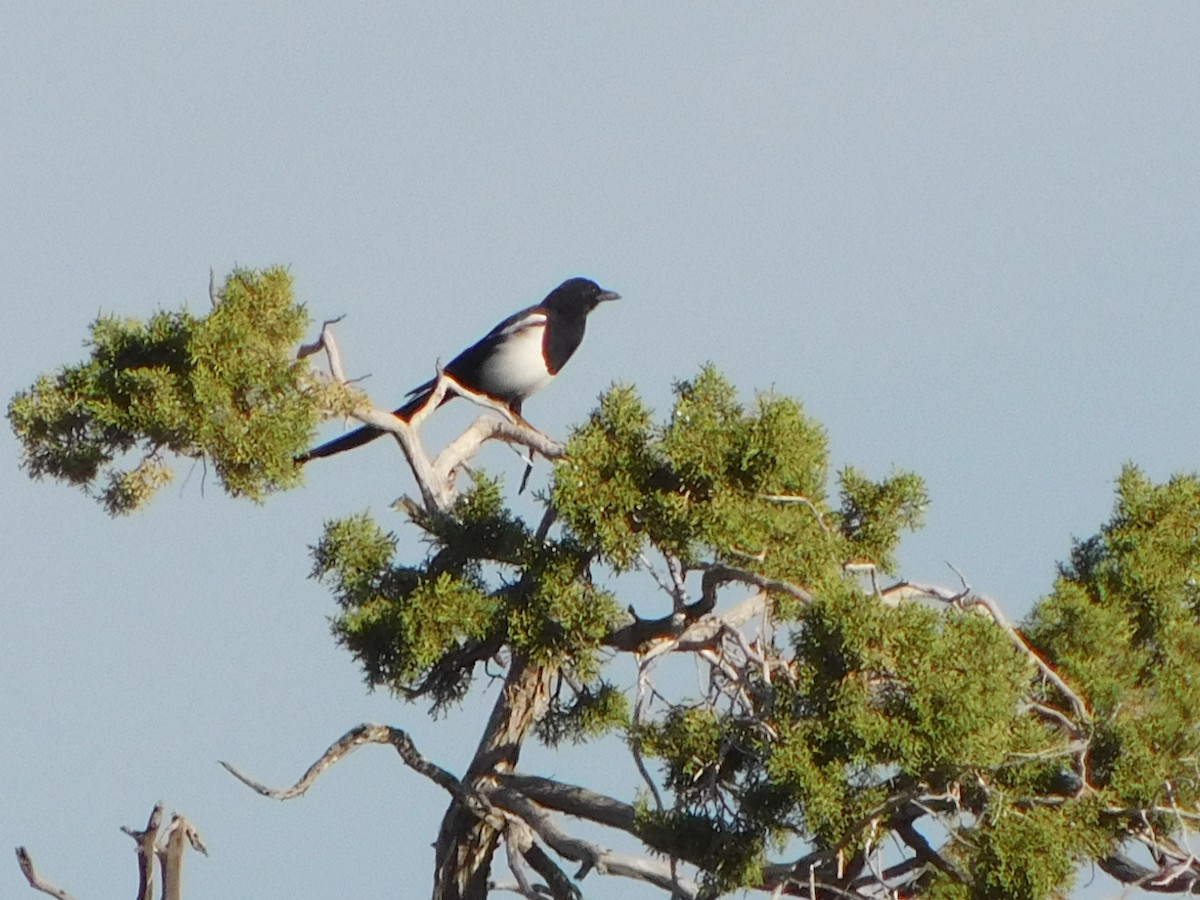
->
[605,588,768,655]
[14,848,76,900]
[430,414,565,482]
[160,815,207,900]
[967,591,1092,727]
[501,817,543,900]
[490,788,701,899]
[497,814,588,900]
[121,803,163,900]
[300,319,565,514]
[1099,850,1200,893]
[699,563,815,608]
[296,315,349,381]
[354,374,563,514]
[221,723,504,827]
[18,805,203,900]
[893,818,970,886]
[495,774,637,832]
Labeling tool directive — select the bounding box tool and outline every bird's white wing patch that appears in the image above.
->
[476,320,552,401]
[496,311,548,339]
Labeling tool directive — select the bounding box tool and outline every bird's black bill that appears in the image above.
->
[597,290,620,303]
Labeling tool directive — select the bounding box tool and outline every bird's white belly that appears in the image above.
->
[477,324,552,401]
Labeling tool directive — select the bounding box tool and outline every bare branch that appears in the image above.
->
[520,839,582,900]
[495,774,637,832]
[491,881,555,899]
[299,314,567,514]
[700,563,814,609]
[1099,850,1200,893]
[159,814,206,900]
[359,370,564,515]
[296,315,348,372]
[14,848,76,900]
[636,551,688,608]
[631,654,666,811]
[222,724,386,800]
[430,414,564,481]
[758,493,833,534]
[534,506,558,545]
[966,591,1091,728]
[502,817,543,900]
[221,723,502,823]
[605,588,768,655]
[121,803,163,900]
[893,818,970,886]
[491,788,701,899]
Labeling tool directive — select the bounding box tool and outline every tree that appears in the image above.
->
[11,267,1200,899]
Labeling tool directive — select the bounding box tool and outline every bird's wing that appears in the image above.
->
[398,304,546,401]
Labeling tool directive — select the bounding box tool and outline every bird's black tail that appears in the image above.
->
[295,382,439,464]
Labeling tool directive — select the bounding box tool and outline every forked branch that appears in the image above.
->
[300,320,564,514]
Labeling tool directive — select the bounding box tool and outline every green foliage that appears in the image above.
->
[8,267,327,513]
[970,805,1088,900]
[535,679,628,746]
[554,367,925,604]
[551,382,1200,897]
[837,466,928,571]
[23,291,1200,899]
[317,477,623,714]
[1026,465,1200,810]
[633,804,766,894]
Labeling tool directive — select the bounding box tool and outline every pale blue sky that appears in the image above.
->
[3,4,1198,898]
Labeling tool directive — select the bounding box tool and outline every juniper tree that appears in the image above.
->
[12,267,1200,899]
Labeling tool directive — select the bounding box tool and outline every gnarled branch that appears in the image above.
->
[14,848,76,900]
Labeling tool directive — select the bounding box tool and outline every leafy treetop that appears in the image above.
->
[12,268,1200,900]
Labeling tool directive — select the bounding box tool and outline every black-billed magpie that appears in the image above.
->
[298,277,619,463]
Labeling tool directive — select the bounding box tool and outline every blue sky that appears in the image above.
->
[3,4,1198,898]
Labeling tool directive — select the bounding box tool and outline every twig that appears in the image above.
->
[14,848,76,900]
[758,493,832,534]
[605,590,768,655]
[631,655,665,813]
[296,315,347,373]
[968,592,1091,726]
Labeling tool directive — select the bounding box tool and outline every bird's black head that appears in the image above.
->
[544,277,621,313]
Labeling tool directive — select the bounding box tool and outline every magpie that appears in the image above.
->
[298,277,619,463]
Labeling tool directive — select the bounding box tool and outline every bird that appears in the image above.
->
[297,277,620,463]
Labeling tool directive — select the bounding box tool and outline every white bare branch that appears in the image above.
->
[491,788,701,899]
[14,848,76,900]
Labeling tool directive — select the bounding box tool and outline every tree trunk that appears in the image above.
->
[432,657,554,900]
